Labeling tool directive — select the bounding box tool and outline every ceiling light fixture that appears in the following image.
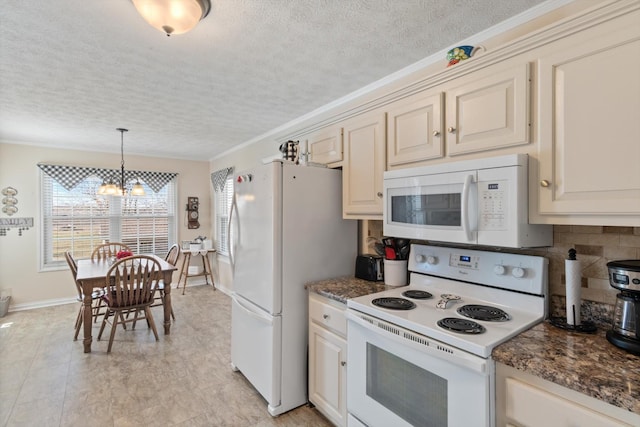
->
[98,129,145,197]
[132,0,211,36]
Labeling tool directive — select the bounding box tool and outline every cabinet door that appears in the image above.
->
[536,9,640,224]
[387,91,444,167]
[307,127,343,165]
[445,62,530,155]
[309,322,347,427]
[342,112,386,218]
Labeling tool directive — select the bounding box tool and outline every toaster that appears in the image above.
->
[355,254,384,281]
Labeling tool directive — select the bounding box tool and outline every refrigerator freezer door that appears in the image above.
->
[231,293,282,408]
[233,162,282,315]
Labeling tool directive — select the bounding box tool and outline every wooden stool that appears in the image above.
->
[177,249,216,295]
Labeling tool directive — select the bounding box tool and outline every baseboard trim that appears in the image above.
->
[4,279,223,314]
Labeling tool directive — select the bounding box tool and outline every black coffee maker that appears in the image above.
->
[606,259,640,355]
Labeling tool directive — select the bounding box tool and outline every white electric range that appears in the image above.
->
[346,244,548,427]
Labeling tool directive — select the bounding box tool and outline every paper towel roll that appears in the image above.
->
[565,259,581,325]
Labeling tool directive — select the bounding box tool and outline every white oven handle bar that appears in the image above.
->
[461,173,473,242]
[346,309,489,374]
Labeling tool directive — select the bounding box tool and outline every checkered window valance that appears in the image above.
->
[37,163,178,193]
[211,167,234,192]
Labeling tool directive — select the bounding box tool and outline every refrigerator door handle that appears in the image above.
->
[227,191,237,270]
[232,294,274,325]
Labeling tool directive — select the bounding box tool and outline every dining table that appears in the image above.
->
[75,255,178,353]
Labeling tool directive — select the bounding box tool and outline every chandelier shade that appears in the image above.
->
[132,0,211,36]
[97,128,145,197]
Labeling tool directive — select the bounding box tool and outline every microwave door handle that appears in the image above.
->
[461,174,474,242]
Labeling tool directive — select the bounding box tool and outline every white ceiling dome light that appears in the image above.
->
[132,0,211,36]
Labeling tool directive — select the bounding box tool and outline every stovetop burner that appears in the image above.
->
[402,290,433,300]
[457,304,511,322]
[437,317,486,334]
[372,297,416,310]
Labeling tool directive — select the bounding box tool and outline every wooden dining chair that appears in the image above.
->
[64,251,106,340]
[150,243,180,320]
[97,255,161,352]
[91,242,133,261]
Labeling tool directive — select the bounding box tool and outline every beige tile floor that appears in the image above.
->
[0,285,332,427]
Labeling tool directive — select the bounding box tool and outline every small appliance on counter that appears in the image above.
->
[355,254,384,281]
[606,259,640,355]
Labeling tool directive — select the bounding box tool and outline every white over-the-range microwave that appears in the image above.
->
[383,154,552,248]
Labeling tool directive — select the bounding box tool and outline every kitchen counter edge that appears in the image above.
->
[305,276,388,305]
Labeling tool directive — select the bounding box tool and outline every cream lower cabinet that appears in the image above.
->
[309,293,347,427]
[535,7,640,226]
[342,112,386,219]
[496,363,638,427]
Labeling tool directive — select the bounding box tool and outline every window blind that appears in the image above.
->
[41,171,177,269]
[215,176,234,256]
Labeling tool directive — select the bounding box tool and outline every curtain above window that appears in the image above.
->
[38,163,178,193]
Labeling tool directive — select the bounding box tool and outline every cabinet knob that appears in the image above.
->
[341,361,347,366]
[447,126,456,133]
[432,131,440,137]
[377,192,383,198]
[323,314,329,320]
[540,180,551,188]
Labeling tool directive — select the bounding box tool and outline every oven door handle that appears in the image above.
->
[461,173,474,242]
[347,310,489,374]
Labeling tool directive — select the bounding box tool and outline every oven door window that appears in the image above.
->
[367,343,446,427]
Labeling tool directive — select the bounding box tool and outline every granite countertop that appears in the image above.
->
[307,277,640,416]
[493,321,640,415]
[305,276,388,304]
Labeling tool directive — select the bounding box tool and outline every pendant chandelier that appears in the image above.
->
[98,128,145,197]
[132,0,211,36]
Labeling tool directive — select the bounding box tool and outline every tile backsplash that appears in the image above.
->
[368,222,640,305]
[536,226,640,305]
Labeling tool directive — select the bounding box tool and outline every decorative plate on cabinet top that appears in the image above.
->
[447,45,479,67]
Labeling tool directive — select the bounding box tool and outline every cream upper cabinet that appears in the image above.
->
[386,61,530,169]
[445,62,531,156]
[534,8,640,226]
[342,111,386,219]
[387,91,444,168]
[306,126,343,165]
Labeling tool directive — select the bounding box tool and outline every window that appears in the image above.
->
[40,169,177,270]
[214,175,233,256]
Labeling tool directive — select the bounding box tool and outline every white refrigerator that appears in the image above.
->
[230,160,357,416]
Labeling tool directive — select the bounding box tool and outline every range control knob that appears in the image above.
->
[512,267,526,278]
[415,254,426,263]
[426,256,437,265]
[493,265,506,276]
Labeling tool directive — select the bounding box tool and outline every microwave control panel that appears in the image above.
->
[479,179,507,230]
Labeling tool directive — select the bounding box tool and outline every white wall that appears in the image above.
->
[0,142,211,309]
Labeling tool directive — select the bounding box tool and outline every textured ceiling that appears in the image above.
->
[0,0,547,161]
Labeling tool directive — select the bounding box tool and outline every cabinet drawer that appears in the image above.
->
[505,377,628,427]
[309,294,347,337]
